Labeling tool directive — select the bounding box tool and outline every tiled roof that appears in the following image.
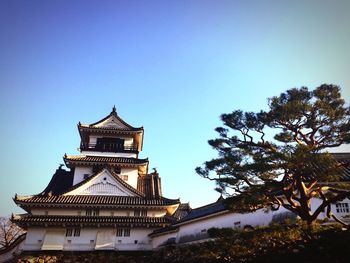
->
[176,197,227,224]
[14,195,180,207]
[332,152,350,181]
[12,214,175,227]
[40,166,74,196]
[78,108,143,132]
[64,155,148,165]
[173,203,192,220]
[149,225,179,237]
[79,125,143,132]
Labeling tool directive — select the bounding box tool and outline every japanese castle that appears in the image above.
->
[12,107,181,251]
[6,108,350,258]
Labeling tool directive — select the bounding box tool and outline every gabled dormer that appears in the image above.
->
[78,107,144,156]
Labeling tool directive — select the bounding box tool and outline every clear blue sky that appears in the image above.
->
[0,0,349,216]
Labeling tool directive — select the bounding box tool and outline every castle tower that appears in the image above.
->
[13,108,179,251]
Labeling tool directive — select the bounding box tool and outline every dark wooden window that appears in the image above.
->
[141,210,147,217]
[134,209,141,217]
[124,229,130,237]
[73,228,80,237]
[86,209,99,216]
[96,137,124,152]
[66,228,73,237]
[116,228,123,237]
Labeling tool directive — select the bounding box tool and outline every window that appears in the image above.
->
[83,174,90,180]
[67,240,72,244]
[134,209,141,217]
[134,209,147,216]
[116,228,123,237]
[234,221,241,228]
[134,240,138,244]
[336,203,349,213]
[141,210,147,217]
[66,228,73,237]
[86,209,99,216]
[66,228,80,237]
[124,229,130,237]
[74,228,80,237]
[96,137,124,152]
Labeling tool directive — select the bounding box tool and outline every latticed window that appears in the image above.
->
[116,228,123,237]
[73,228,80,237]
[66,228,80,237]
[141,209,147,217]
[336,203,349,213]
[134,209,141,217]
[86,209,99,216]
[66,228,73,237]
[124,229,130,237]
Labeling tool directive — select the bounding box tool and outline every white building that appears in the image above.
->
[12,107,180,252]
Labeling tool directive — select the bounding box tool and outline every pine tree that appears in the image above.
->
[196,85,350,226]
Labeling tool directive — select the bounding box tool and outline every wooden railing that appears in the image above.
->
[80,142,138,152]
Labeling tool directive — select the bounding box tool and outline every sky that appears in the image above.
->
[0,0,349,216]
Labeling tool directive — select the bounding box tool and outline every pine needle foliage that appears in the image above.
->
[196,84,350,225]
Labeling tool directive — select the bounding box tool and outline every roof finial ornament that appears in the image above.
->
[112,105,117,113]
[152,167,158,175]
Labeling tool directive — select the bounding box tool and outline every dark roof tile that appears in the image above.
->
[13,214,175,227]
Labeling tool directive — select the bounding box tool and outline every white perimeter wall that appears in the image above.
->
[22,227,156,251]
[152,198,350,248]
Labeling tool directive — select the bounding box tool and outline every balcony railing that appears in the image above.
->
[80,142,138,153]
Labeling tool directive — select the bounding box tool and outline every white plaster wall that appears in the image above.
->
[122,168,139,189]
[80,151,137,158]
[23,227,156,251]
[151,232,177,248]
[64,228,97,251]
[169,208,289,245]
[73,166,93,185]
[22,228,46,251]
[310,197,350,220]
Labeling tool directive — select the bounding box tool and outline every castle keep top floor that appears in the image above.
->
[78,106,144,158]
